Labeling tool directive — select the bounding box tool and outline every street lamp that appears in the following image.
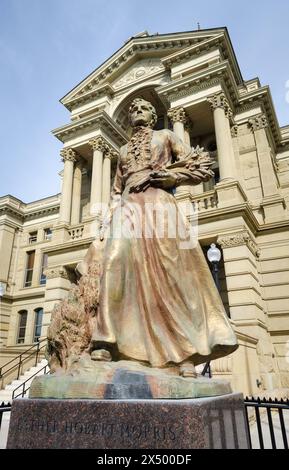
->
[202,244,222,379]
[0,282,6,298]
[207,243,222,291]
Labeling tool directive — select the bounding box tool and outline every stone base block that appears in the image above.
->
[7,394,250,449]
[29,358,232,399]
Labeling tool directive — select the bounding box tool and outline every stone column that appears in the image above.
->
[102,150,117,206]
[167,107,201,196]
[167,106,187,142]
[88,137,108,217]
[71,160,83,225]
[59,148,77,225]
[184,122,192,146]
[207,92,236,182]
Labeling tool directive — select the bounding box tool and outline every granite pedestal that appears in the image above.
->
[7,394,250,449]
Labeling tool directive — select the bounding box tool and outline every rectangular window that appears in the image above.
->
[29,231,38,244]
[40,254,48,285]
[24,251,35,287]
[44,228,52,241]
[33,308,43,342]
[17,311,28,344]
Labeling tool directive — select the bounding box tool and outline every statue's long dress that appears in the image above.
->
[92,128,238,367]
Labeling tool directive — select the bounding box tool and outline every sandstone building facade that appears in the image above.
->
[1,28,289,396]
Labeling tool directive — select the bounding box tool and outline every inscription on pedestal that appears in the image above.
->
[7,395,250,449]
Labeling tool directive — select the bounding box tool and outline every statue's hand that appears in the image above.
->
[150,171,178,189]
[192,168,215,183]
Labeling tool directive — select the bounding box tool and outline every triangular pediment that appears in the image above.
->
[61,28,229,108]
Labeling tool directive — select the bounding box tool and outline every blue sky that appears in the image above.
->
[1,0,288,202]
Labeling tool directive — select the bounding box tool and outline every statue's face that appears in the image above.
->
[129,100,153,127]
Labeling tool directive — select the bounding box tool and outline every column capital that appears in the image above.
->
[231,125,239,138]
[248,114,268,132]
[88,136,109,153]
[60,148,77,163]
[105,149,119,160]
[167,106,188,124]
[217,231,260,258]
[207,92,232,119]
[44,266,70,280]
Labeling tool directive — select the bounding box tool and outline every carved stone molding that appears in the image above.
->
[248,114,268,132]
[167,107,188,124]
[88,137,109,153]
[106,149,119,161]
[217,231,260,258]
[207,92,232,119]
[231,125,239,138]
[44,266,70,280]
[60,148,77,163]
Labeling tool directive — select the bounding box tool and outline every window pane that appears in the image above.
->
[27,251,35,269]
[17,311,27,344]
[29,232,37,244]
[44,228,52,240]
[40,254,48,285]
[24,251,35,287]
[33,308,43,342]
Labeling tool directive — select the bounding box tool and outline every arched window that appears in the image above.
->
[17,310,28,344]
[33,308,43,342]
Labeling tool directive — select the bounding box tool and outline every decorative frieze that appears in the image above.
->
[167,107,188,124]
[248,114,268,132]
[207,92,233,119]
[60,148,77,163]
[44,266,70,280]
[217,231,260,258]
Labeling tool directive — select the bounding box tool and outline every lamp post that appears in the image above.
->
[202,244,222,379]
[0,283,6,298]
[207,243,222,291]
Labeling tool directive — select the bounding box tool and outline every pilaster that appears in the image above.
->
[248,114,287,223]
[42,266,71,340]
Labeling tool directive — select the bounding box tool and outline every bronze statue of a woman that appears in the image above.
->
[89,98,238,378]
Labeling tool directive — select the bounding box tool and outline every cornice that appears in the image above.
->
[0,202,60,223]
[157,61,239,108]
[24,204,60,221]
[161,32,242,86]
[65,84,114,112]
[238,86,281,147]
[0,204,24,222]
[161,34,225,67]
[52,110,129,146]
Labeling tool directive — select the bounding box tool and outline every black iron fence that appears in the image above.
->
[244,397,289,449]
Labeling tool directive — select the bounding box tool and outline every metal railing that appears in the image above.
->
[0,401,12,436]
[0,338,47,387]
[12,363,49,399]
[244,396,289,449]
